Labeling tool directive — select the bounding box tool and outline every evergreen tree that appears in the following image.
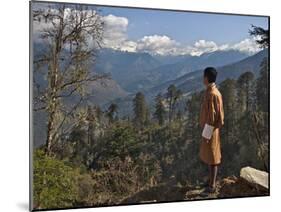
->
[184,91,205,180]
[133,92,148,128]
[252,58,269,171]
[86,106,95,146]
[219,79,237,143]
[249,25,269,49]
[95,105,103,122]
[107,103,118,124]
[237,72,255,113]
[154,94,166,125]
[145,106,151,125]
[166,85,182,123]
[256,58,269,112]
[185,92,202,143]
[69,123,89,166]
[219,79,240,174]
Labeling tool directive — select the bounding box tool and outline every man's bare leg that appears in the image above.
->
[208,165,212,186]
[210,165,218,189]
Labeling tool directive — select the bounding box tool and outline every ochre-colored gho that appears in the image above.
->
[199,83,224,165]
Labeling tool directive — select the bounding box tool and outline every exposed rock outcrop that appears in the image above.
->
[120,167,269,204]
[240,166,268,190]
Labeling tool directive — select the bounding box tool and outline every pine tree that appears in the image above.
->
[95,106,103,122]
[86,106,95,146]
[185,92,202,144]
[133,92,148,128]
[237,72,255,113]
[249,25,269,49]
[219,79,237,142]
[184,91,204,180]
[252,58,269,171]
[166,85,182,123]
[107,103,118,124]
[154,94,166,125]
[219,79,240,174]
[256,58,269,112]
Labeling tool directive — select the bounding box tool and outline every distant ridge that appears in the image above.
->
[111,49,268,116]
[146,49,268,98]
[94,48,249,92]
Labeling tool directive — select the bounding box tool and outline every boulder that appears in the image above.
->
[240,166,269,191]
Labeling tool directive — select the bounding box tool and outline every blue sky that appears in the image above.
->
[32,2,268,56]
[98,6,268,45]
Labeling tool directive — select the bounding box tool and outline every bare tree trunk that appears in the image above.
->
[33,5,105,155]
[46,108,56,154]
[45,66,59,154]
[45,14,64,154]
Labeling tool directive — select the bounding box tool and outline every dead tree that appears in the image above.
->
[33,4,107,154]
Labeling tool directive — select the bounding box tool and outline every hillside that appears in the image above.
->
[146,49,268,98]
[120,167,269,204]
[94,49,161,92]
[86,78,128,105]
[33,47,267,146]
[94,49,248,92]
[111,49,268,116]
[33,77,128,148]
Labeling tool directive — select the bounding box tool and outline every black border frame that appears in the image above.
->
[29,0,270,211]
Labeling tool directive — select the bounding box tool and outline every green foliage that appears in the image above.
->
[182,67,268,179]
[106,103,118,124]
[33,58,269,209]
[133,92,148,128]
[249,25,269,49]
[99,123,140,161]
[256,58,269,112]
[154,93,166,125]
[33,9,269,207]
[33,149,79,209]
[237,72,255,112]
[219,79,240,175]
[166,84,182,122]
[184,91,206,182]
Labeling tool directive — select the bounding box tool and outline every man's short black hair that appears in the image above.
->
[204,67,217,83]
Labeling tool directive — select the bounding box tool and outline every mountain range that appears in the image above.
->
[94,48,249,93]
[33,46,268,147]
[109,49,268,116]
[146,48,268,97]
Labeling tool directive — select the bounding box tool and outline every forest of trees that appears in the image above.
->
[33,60,269,208]
[32,4,269,210]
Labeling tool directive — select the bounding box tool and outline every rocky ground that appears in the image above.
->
[120,167,269,204]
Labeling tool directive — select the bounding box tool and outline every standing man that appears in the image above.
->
[199,67,224,192]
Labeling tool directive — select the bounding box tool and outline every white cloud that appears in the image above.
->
[136,35,179,55]
[194,40,217,51]
[230,38,260,54]
[130,37,261,56]
[102,14,129,49]
[120,40,138,52]
[32,7,262,56]
[186,40,232,56]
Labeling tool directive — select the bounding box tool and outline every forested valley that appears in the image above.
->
[32,4,269,209]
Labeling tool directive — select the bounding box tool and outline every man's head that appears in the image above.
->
[203,67,217,86]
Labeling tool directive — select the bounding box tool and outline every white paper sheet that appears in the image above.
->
[202,123,214,140]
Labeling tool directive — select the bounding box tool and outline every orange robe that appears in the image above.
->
[199,83,224,165]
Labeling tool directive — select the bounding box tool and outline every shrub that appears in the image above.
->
[33,149,79,209]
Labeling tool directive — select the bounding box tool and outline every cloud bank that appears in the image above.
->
[33,7,262,56]
[101,14,261,56]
